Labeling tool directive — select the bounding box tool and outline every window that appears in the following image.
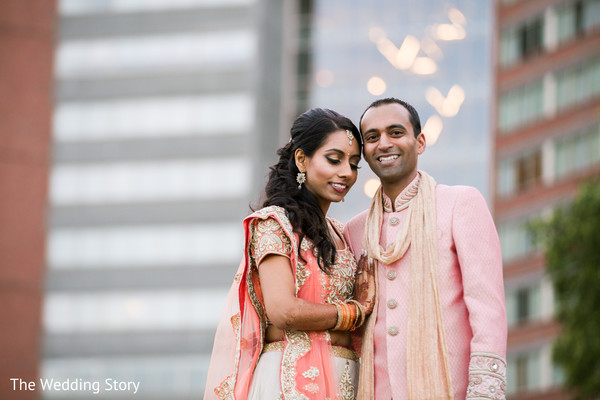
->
[516,287,530,321]
[499,15,544,67]
[557,0,600,44]
[56,31,256,78]
[43,355,210,396]
[47,223,242,269]
[518,17,544,60]
[516,149,543,193]
[53,93,254,141]
[506,281,542,326]
[44,289,228,332]
[507,350,541,394]
[500,28,519,67]
[59,0,255,15]
[50,158,251,205]
[556,55,600,111]
[498,80,544,133]
[498,215,539,262]
[555,123,600,179]
[507,344,565,395]
[497,148,543,197]
[498,158,516,197]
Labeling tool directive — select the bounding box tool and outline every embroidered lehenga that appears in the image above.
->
[204,206,359,400]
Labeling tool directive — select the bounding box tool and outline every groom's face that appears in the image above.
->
[360,103,425,188]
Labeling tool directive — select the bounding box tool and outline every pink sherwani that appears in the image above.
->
[344,182,507,400]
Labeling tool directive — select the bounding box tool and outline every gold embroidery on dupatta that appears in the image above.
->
[215,313,242,400]
[214,375,234,400]
[302,366,320,380]
[281,330,311,400]
[246,258,266,342]
[304,382,320,394]
[302,366,321,394]
[339,360,355,400]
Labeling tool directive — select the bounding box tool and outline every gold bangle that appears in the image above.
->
[340,303,350,331]
[346,303,355,331]
[348,300,366,330]
[333,303,343,330]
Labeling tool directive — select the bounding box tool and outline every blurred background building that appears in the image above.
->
[494,0,600,398]
[0,2,55,400]
[2,0,598,399]
[44,0,268,399]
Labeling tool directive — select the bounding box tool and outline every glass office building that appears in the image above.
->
[45,1,263,398]
[306,0,494,223]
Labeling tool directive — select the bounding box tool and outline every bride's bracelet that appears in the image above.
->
[347,299,366,330]
[333,300,365,331]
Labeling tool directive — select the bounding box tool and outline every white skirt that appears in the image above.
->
[248,342,359,400]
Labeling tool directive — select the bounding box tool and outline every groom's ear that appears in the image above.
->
[417,133,426,155]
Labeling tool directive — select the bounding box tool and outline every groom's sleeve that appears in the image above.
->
[452,186,507,400]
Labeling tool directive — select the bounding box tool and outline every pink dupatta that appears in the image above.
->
[204,206,341,399]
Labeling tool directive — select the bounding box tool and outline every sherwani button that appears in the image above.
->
[387,326,399,336]
[387,299,398,309]
[386,270,397,280]
[390,217,399,226]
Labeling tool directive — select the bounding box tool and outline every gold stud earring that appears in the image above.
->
[296,171,306,189]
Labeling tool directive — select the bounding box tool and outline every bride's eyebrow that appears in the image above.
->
[325,149,361,159]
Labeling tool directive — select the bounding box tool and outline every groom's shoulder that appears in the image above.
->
[345,209,370,232]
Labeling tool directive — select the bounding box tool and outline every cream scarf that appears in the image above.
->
[357,171,453,400]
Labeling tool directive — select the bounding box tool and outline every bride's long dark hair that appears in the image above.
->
[261,108,361,273]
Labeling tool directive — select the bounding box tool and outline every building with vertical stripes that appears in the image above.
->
[494,0,600,397]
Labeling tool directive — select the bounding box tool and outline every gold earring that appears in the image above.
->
[296,171,306,189]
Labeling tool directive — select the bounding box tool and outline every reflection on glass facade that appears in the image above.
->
[54,93,253,141]
[56,30,256,77]
[43,355,210,397]
[50,159,251,205]
[60,0,254,15]
[48,223,242,269]
[306,0,494,222]
[44,289,228,332]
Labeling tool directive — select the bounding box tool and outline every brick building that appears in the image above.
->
[0,1,56,399]
[494,0,600,398]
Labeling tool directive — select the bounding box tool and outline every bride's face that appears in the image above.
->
[300,129,361,212]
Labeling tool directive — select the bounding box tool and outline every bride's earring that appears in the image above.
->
[296,171,306,189]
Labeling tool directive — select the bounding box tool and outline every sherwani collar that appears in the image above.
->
[382,173,421,213]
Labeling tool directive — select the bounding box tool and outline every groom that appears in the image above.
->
[344,98,507,400]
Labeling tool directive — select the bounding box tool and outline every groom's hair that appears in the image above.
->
[359,97,421,138]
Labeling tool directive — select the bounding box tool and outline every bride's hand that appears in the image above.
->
[353,251,376,315]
